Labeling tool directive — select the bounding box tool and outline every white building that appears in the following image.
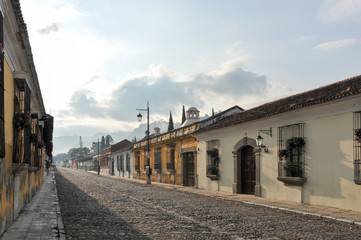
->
[193,75,361,212]
[110,139,133,178]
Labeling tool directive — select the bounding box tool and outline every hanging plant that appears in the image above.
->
[23,112,33,130]
[286,137,305,150]
[355,129,361,143]
[30,133,38,143]
[278,149,288,160]
[206,148,218,159]
[13,112,25,130]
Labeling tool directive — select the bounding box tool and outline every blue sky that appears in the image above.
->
[21,0,361,143]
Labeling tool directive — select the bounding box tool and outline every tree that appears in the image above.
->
[168,111,174,132]
[67,147,90,158]
[105,134,114,147]
[182,105,186,125]
[100,136,105,150]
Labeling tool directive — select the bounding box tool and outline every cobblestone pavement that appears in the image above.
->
[56,168,361,240]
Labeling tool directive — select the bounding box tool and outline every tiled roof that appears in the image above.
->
[195,75,361,133]
[111,139,132,152]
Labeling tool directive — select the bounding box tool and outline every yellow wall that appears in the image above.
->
[133,135,198,186]
[0,60,15,229]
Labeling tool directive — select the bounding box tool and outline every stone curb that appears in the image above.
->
[52,173,66,240]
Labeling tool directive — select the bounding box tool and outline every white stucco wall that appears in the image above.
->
[111,150,133,179]
[195,95,361,212]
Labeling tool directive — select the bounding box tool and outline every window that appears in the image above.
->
[126,153,130,172]
[117,155,124,172]
[143,149,148,169]
[134,152,140,171]
[206,140,220,180]
[277,124,306,185]
[353,112,361,184]
[154,148,161,170]
[0,12,4,159]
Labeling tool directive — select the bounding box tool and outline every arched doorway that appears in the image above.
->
[239,146,255,194]
[232,137,261,196]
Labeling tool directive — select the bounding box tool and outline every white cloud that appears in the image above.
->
[292,35,317,42]
[318,0,361,23]
[314,39,358,50]
[38,23,59,34]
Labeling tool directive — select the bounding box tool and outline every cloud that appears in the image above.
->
[314,39,358,50]
[318,0,361,23]
[38,23,59,34]
[58,63,273,131]
[292,35,317,42]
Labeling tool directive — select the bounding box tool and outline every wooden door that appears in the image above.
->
[241,146,255,194]
[183,152,195,187]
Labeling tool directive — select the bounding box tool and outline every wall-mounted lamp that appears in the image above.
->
[256,132,269,153]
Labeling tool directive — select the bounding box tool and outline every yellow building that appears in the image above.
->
[0,1,53,235]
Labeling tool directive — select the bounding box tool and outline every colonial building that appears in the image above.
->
[99,146,111,174]
[110,139,133,178]
[0,0,53,235]
[193,75,361,212]
[133,106,243,186]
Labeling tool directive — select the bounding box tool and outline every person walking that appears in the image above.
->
[46,160,50,176]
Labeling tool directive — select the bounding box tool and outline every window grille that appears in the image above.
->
[206,140,220,180]
[126,153,130,172]
[135,152,140,171]
[278,123,305,178]
[353,112,361,184]
[154,148,161,170]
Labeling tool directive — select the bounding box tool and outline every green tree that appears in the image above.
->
[182,105,186,125]
[100,136,105,150]
[168,111,174,131]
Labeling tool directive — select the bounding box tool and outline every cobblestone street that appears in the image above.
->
[56,168,361,239]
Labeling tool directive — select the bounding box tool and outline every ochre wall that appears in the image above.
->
[0,60,15,234]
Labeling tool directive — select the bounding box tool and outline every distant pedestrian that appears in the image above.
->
[46,160,50,176]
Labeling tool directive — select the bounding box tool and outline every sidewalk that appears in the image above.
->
[89,170,361,226]
[0,168,65,240]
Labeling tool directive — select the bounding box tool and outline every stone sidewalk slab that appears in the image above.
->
[0,168,65,240]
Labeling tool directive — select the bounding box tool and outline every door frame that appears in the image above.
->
[232,137,261,196]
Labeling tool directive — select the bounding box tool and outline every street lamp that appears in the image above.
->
[137,101,151,184]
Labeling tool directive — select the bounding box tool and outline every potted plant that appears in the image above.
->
[278,149,288,160]
[287,137,305,150]
[30,133,38,144]
[283,163,300,177]
[355,129,361,143]
[13,112,24,130]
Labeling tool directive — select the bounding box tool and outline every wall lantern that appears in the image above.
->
[256,128,272,153]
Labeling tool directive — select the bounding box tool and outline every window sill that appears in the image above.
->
[28,166,40,172]
[277,177,306,186]
[12,163,29,174]
[207,174,220,180]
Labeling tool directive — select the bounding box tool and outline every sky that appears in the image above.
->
[20,0,361,142]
